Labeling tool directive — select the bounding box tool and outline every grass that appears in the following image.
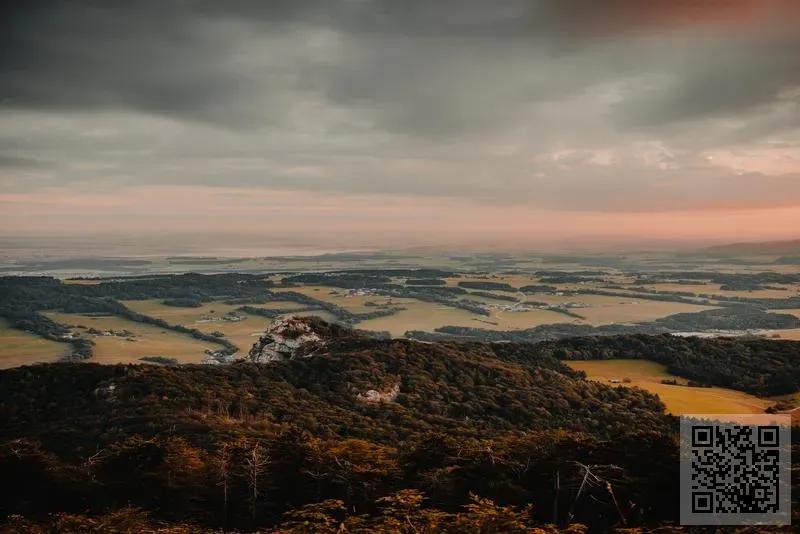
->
[765,328,800,340]
[121,300,273,352]
[272,286,394,313]
[565,359,772,415]
[43,312,210,365]
[520,294,716,326]
[0,319,67,369]
[357,299,486,337]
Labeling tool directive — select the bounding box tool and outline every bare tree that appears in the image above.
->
[245,441,270,522]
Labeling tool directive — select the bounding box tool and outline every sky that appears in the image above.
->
[1,0,799,251]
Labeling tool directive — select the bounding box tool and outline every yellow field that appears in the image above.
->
[358,299,487,336]
[566,359,772,415]
[765,328,800,340]
[355,298,567,336]
[122,299,242,320]
[62,279,103,285]
[0,320,67,369]
[272,286,395,313]
[43,312,211,364]
[642,283,722,294]
[250,301,318,310]
[121,300,271,352]
[524,294,716,325]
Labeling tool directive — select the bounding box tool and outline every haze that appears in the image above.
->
[2,0,799,251]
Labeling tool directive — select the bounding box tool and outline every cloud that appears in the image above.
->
[3,1,799,136]
[1,0,799,240]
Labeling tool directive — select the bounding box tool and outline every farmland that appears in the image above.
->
[121,300,273,351]
[565,359,772,415]
[0,319,66,369]
[43,311,211,365]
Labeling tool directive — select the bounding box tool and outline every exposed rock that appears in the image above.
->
[357,380,401,404]
[246,315,326,363]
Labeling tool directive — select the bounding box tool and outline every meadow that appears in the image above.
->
[43,311,211,365]
[565,359,772,415]
[0,319,66,369]
[122,300,274,352]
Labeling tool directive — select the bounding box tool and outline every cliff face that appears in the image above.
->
[246,316,326,362]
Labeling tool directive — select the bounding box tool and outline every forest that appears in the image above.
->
[1,320,798,531]
[0,327,680,532]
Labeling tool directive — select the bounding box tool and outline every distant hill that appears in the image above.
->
[704,238,800,256]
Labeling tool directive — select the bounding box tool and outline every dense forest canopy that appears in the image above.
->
[1,327,684,532]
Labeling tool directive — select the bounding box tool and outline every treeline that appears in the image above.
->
[409,307,800,351]
[543,334,800,396]
[636,271,800,286]
[608,286,800,310]
[162,297,204,308]
[405,278,446,286]
[468,291,518,302]
[408,331,800,396]
[535,270,610,277]
[539,276,605,284]
[655,306,800,331]
[1,310,95,360]
[406,324,659,344]
[519,284,558,294]
[282,269,457,290]
[0,274,277,313]
[457,281,517,292]
[281,273,396,289]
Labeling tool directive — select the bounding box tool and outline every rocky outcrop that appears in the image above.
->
[246,316,326,363]
[356,379,401,404]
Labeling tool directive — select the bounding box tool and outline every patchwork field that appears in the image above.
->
[272,286,396,313]
[271,283,721,332]
[0,319,66,369]
[565,359,772,415]
[357,300,485,337]
[524,294,717,325]
[43,312,211,365]
[122,300,271,351]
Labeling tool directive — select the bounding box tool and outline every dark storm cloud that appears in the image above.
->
[1,0,292,128]
[2,0,799,139]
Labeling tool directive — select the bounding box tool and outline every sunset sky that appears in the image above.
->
[2,0,799,250]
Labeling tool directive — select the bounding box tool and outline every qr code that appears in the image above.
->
[680,414,791,526]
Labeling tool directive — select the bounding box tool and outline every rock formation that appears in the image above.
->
[246,315,326,363]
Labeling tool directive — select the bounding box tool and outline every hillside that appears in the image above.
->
[0,322,680,533]
[1,320,798,532]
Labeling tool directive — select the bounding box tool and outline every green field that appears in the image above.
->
[44,311,211,365]
[0,319,66,369]
[121,300,274,353]
[565,359,772,415]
